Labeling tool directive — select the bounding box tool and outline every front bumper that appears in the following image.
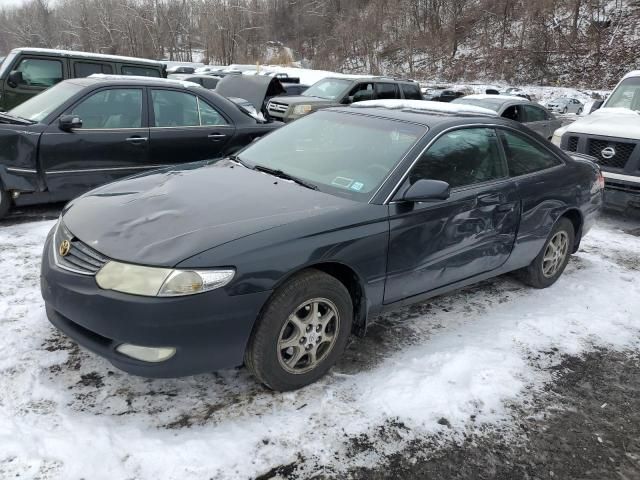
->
[40,233,272,377]
[603,172,640,211]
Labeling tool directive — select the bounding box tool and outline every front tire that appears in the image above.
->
[0,185,11,220]
[518,217,575,289]
[562,107,568,114]
[245,269,353,391]
[577,107,583,115]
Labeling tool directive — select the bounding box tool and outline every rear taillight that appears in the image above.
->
[591,170,605,194]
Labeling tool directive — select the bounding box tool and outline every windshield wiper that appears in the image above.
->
[228,154,253,170]
[0,112,34,125]
[254,165,318,190]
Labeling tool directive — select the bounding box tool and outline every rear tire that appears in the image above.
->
[244,269,353,391]
[577,107,583,115]
[0,185,11,220]
[517,217,575,289]
[562,107,568,114]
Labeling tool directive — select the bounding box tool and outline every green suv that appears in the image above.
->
[266,76,423,122]
[0,48,166,111]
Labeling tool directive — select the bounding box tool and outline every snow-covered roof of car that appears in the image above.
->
[88,74,201,88]
[623,70,640,79]
[351,99,498,116]
[10,48,163,65]
[463,94,530,102]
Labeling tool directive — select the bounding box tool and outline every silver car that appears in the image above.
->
[546,97,584,114]
[452,94,562,140]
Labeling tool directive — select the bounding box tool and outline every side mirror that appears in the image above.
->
[7,70,23,88]
[403,179,450,202]
[59,115,83,132]
[589,99,604,114]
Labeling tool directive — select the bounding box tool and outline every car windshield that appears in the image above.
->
[452,97,502,112]
[238,110,426,201]
[302,78,351,100]
[8,81,84,122]
[605,77,640,112]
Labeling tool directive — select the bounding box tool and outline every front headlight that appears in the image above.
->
[292,104,313,116]
[95,261,235,297]
[551,125,569,147]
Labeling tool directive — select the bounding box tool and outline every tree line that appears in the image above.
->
[1,0,638,88]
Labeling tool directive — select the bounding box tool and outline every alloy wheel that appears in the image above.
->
[277,298,340,375]
[542,231,569,278]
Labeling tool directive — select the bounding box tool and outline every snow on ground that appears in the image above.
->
[1,216,639,479]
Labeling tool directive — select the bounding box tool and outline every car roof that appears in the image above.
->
[77,74,201,89]
[10,47,163,66]
[329,100,505,128]
[463,94,530,104]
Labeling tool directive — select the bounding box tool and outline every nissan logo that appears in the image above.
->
[601,147,616,159]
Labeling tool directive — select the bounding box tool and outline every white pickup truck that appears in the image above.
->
[552,70,640,212]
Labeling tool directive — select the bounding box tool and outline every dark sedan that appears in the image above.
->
[0,75,280,218]
[41,104,603,391]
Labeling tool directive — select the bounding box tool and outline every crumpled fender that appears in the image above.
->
[0,127,41,192]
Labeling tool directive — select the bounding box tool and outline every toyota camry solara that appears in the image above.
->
[41,104,603,391]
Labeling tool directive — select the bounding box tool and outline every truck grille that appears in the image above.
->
[267,101,288,116]
[53,222,109,276]
[587,139,636,169]
[567,136,579,152]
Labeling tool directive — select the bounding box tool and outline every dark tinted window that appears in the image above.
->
[349,83,374,103]
[70,88,143,129]
[410,128,506,188]
[401,83,422,100]
[201,77,219,89]
[375,83,400,100]
[74,62,113,77]
[502,105,525,122]
[121,65,161,77]
[500,130,562,176]
[15,58,62,87]
[152,90,199,127]
[523,105,548,122]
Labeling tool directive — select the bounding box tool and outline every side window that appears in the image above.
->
[14,58,63,87]
[152,90,200,127]
[375,83,400,100]
[198,99,228,126]
[349,82,374,103]
[401,83,422,100]
[523,105,548,122]
[70,88,143,129]
[409,128,506,189]
[500,130,562,176]
[74,62,113,78]
[121,65,161,77]
[502,105,525,122]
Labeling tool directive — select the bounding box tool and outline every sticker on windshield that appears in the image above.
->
[350,182,364,191]
[331,177,354,188]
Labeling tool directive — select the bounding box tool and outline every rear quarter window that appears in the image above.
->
[121,65,161,77]
[499,129,562,176]
[401,84,422,100]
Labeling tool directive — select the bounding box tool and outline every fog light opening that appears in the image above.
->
[116,344,176,363]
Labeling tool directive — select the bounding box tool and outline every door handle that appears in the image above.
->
[477,193,503,206]
[126,136,148,145]
[208,133,227,141]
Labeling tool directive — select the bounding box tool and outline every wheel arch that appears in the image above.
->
[270,261,369,337]
[560,207,583,253]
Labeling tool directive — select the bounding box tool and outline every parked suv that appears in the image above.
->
[266,76,423,122]
[0,48,166,111]
[552,70,640,212]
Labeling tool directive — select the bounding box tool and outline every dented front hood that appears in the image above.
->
[62,160,355,267]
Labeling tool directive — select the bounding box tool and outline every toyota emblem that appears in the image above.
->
[601,147,616,159]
